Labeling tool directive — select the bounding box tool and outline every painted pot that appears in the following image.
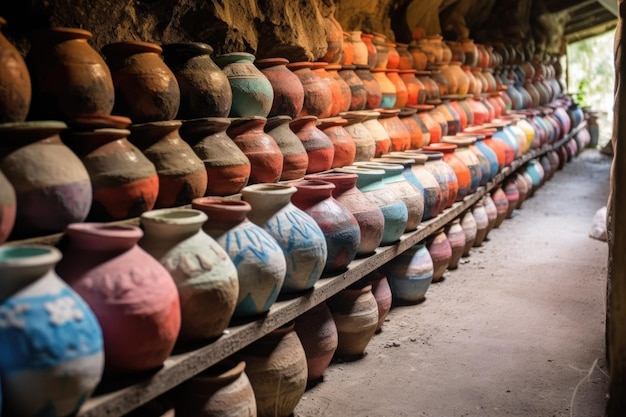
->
[338,65,368,111]
[483,194,498,237]
[386,69,407,108]
[361,33,377,69]
[241,183,327,293]
[162,42,232,118]
[264,115,309,181]
[288,61,333,118]
[378,108,411,152]
[504,179,520,218]
[354,65,383,110]
[366,269,392,332]
[321,15,344,64]
[446,218,465,270]
[56,223,181,372]
[382,242,434,304]
[472,200,489,247]
[415,149,455,209]
[460,210,477,257]
[413,104,441,144]
[290,116,335,174]
[398,107,426,149]
[180,117,251,196]
[340,110,376,162]
[138,208,239,342]
[294,302,338,382]
[361,110,392,158]
[325,64,352,114]
[371,68,396,109]
[423,143,471,202]
[312,62,343,117]
[426,230,452,283]
[491,186,509,228]
[256,57,305,118]
[317,116,357,168]
[0,170,15,244]
[0,16,31,123]
[440,136,482,194]
[0,245,104,416]
[399,69,426,106]
[192,197,286,318]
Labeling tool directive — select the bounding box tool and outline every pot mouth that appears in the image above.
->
[102,40,163,57]
[140,208,208,226]
[32,27,93,43]
[254,57,289,68]
[241,182,296,196]
[0,245,61,269]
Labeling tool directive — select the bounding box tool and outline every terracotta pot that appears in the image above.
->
[236,322,307,417]
[162,42,232,118]
[180,117,251,196]
[491,186,509,228]
[241,183,327,293]
[294,302,338,381]
[27,27,114,120]
[400,69,426,106]
[361,33,377,69]
[0,121,91,239]
[288,61,333,118]
[338,65,368,111]
[385,69,408,108]
[327,284,379,360]
[256,57,305,118]
[423,142,471,202]
[460,210,477,256]
[57,223,181,372]
[0,16,31,122]
[215,52,274,118]
[371,68,396,109]
[446,41,465,65]
[413,104,442,144]
[354,65,383,110]
[365,269,392,332]
[483,194,498,237]
[290,116,334,174]
[0,169,15,243]
[361,110,391,158]
[440,136,482,194]
[193,197,286,317]
[515,172,530,208]
[340,32,354,66]
[409,44,428,71]
[446,218,466,269]
[129,120,207,207]
[427,229,452,282]
[417,149,456,208]
[372,32,389,70]
[461,39,478,67]
[325,64,352,114]
[382,242,434,303]
[260,115,309,181]
[290,179,360,274]
[322,15,344,64]
[312,62,342,117]
[305,171,384,256]
[504,179,520,218]
[317,116,357,168]
[378,108,411,152]
[472,201,489,247]
[416,71,442,103]
[138,208,239,342]
[396,43,414,70]
[0,244,104,416]
[397,107,425,149]
[176,360,257,417]
[350,30,369,66]
[102,41,180,123]
[340,111,376,162]
[227,116,284,184]
[386,41,400,70]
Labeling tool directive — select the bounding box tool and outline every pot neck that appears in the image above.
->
[0,245,61,300]
[240,183,296,225]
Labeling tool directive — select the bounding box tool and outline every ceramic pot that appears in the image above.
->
[491,186,509,228]
[290,116,334,174]
[382,242,434,303]
[0,16,31,123]
[372,33,389,69]
[294,302,338,381]
[386,69,407,108]
[237,322,307,417]
[341,32,354,66]
[361,110,392,158]
[305,172,384,256]
[256,57,305,118]
[180,117,251,196]
[365,269,392,332]
[0,169,15,243]
[129,120,207,207]
[0,245,104,416]
[409,44,428,71]
[400,69,426,106]
[483,194,498,237]
[354,65,383,110]
[325,64,352,114]
[162,42,232,118]
[327,284,379,360]
[361,33,377,69]
[66,125,159,222]
[27,27,114,120]
[432,101,461,135]
[386,41,400,70]
[340,111,376,162]
[338,65,368,111]
[0,121,91,238]
[312,62,343,117]
[371,69,396,109]
[102,41,180,123]
[56,223,181,372]
[322,15,344,64]
[317,116,357,168]
[139,208,239,342]
[290,179,360,274]
[378,108,411,152]
[504,179,520,218]
[427,229,452,283]
[176,360,257,417]
[264,116,308,181]
[398,107,426,149]
[241,183,327,293]
[446,218,465,269]
[413,104,441,144]
[193,197,286,317]
[349,31,368,66]
[460,210,477,256]
[423,143,471,202]
[472,201,489,247]
[440,136,483,194]
[288,62,333,118]
[227,116,284,184]
[417,149,455,209]
[396,43,414,70]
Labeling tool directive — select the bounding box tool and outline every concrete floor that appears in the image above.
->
[294,149,611,417]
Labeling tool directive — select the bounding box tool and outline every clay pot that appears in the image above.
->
[102,41,180,123]
[129,120,207,207]
[361,110,392,158]
[162,42,232,118]
[470,133,499,181]
[398,107,426,149]
[515,172,530,208]
[413,104,442,144]
[236,322,308,417]
[472,201,489,247]
[0,16,31,123]
[504,179,520,218]
[361,33,377,69]
[400,69,426,106]
[341,111,376,162]
[193,197,286,318]
[317,116,357,168]
[350,31,369,66]
[288,61,333,118]
[215,52,273,117]
[385,69,408,108]
[378,108,411,152]
[305,171,384,256]
[325,64,352,114]
[424,142,471,202]
[294,302,338,382]
[176,360,257,417]
[180,117,251,196]
[27,27,114,120]
[491,186,509,228]
[409,44,429,71]
[256,57,305,119]
[483,194,498,237]
[396,43,414,70]
[433,101,462,135]
[446,218,466,269]
[290,116,334,174]
[138,208,239,342]
[0,170,15,243]
[440,136,482,194]
[0,245,104,416]
[416,71,441,102]
[0,121,91,239]
[263,115,308,181]
[227,116,284,184]
[322,16,344,64]
[427,229,452,282]
[366,269,392,332]
[418,149,456,209]
[241,183,327,293]
[382,242,434,303]
[340,32,354,66]
[56,223,181,372]
[372,33,389,70]
[290,179,360,274]
[327,284,379,360]
[354,65,383,110]
[461,39,478,67]
[312,62,343,117]
[338,65,368,111]
[386,41,400,70]
[371,68,396,109]
[460,210,477,256]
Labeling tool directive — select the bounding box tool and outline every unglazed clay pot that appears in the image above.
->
[378,108,411,152]
[27,27,114,120]
[162,42,232,118]
[338,65,367,111]
[236,322,308,417]
[290,116,334,174]
[340,110,376,162]
[129,120,207,208]
[416,150,455,209]
[354,65,382,110]
[56,223,181,372]
[0,245,104,416]
[446,218,465,269]
[424,142,471,202]
[491,186,509,228]
[382,242,434,304]
[256,57,305,118]
[312,62,343,117]
[371,68,396,109]
[427,229,452,282]
[399,69,426,106]
[176,360,257,417]
[180,117,251,196]
[215,52,274,118]
[294,302,338,382]
[327,284,379,360]
[325,64,352,113]
[472,200,489,247]
[504,179,520,218]
[0,121,91,238]
[483,194,498,237]
[102,41,180,123]
[0,16,31,123]
[317,116,356,168]
[241,183,327,293]
[193,197,286,318]
[138,208,239,342]
[385,69,407,108]
[361,110,391,158]
[265,115,309,181]
[322,15,344,64]
[288,61,333,118]
[398,107,427,150]
[460,210,477,257]
[366,269,392,333]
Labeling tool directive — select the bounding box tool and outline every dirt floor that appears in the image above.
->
[293,149,612,417]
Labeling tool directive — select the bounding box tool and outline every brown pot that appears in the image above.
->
[265,115,309,181]
[338,65,368,111]
[288,61,333,118]
[317,116,356,168]
[427,229,452,282]
[290,116,334,174]
[0,16,31,123]
[294,302,338,382]
[325,64,352,114]
[256,57,305,119]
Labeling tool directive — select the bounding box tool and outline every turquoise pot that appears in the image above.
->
[382,242,434,304]
[472,138,498,184]
[525,159,544,189]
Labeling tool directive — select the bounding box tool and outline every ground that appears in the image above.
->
[293,149,611,417]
